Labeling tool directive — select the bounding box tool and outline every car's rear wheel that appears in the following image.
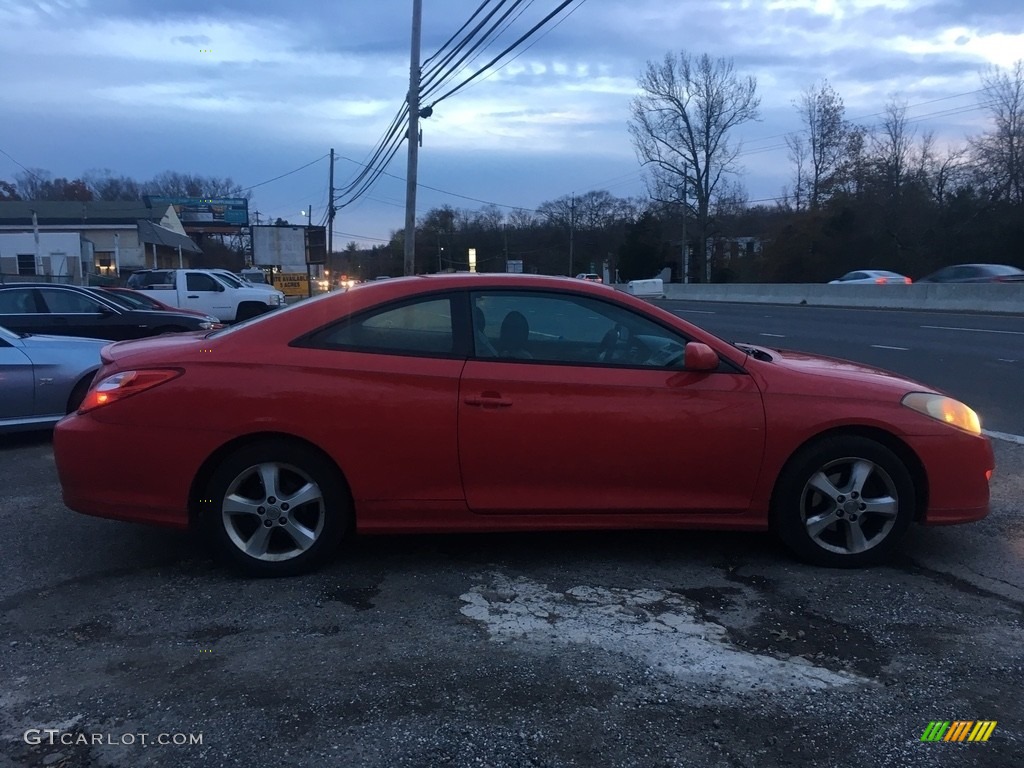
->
[234,303,267,322]
[770,436,916,567]
[203,441,349,576]
[66,375,94,413]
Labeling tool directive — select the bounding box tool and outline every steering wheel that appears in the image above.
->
[599,324,645,363]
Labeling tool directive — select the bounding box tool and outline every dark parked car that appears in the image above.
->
[0,283,216,340]
[917,264,1024,283]
[93,286,223,326]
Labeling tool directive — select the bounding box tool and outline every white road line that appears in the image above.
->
[983,429,1024,446]
[759,333,785,337]
[871,344,909,350]
[921,325,1024,336]
[998,358,1017,363]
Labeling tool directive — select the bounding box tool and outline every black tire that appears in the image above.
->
[66,375,94,414]
[770,435,916,568]
[202,440,350,577]
[234,303,267,322]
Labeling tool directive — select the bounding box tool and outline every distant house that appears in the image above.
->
[0,200,202,282]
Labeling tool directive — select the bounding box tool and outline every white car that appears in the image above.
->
[208,269,279,292]
[829,270,912,285]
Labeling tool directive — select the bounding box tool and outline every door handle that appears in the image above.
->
[464,393,513,408]
[187,294,200,298]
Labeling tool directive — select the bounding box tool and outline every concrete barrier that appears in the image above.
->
[623,283,1024,314]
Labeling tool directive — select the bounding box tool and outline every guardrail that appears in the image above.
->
[622,283,1024,314]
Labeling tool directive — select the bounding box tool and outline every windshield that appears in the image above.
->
[99,290,145,310]
[215,271,245,288]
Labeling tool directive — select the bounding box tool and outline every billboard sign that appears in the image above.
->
[252,226,307,271]
[147,197,249,229]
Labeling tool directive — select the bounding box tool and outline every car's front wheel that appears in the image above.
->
[770,436,916,567]
[203,441,350,576]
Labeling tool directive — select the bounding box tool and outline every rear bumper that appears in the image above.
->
[53,413,214,530]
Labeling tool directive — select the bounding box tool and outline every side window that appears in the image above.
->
[186,273,221,291]
[307,297,454,356]
[470,291,691,368]
[39,289,105,313]
[0,289,37,314]
[127,271,176,289]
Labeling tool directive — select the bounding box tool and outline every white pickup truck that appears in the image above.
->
[126,269,287,323]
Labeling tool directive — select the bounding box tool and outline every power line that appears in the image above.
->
[238,155,328,193]
[425,0,585,108]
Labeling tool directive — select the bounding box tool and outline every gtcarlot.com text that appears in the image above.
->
[24,729,203,747]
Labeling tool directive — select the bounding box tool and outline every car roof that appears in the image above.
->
[0,282,92,289]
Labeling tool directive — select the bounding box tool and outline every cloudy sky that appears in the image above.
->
[1,0,1021,247]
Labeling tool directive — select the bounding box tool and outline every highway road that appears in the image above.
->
[658,300,1024,439]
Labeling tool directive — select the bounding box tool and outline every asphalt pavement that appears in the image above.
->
[1,429,1021,768]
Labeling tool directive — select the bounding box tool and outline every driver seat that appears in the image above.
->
[498,311,533,359]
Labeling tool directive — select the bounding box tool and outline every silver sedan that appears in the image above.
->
[0,325,106,433]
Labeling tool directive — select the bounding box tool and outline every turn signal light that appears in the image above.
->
[78,369,183,413]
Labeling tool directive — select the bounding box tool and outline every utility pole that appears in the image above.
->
[306,203,313,297]
[680,186,688,284]
[404,0,423,277]
[568,194,575,276]
[327,148,335,275]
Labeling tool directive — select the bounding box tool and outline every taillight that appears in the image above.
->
[904,277,912,284]
[875,277,887,284]
[79,369,183,413]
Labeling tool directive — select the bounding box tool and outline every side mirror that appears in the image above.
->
[684,342,719,372]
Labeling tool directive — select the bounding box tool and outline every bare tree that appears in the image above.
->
[83,169,143,201]
[14,168,53,199]
[918,133,969,207]
[629,51,760,281]
[506,208,537,229]
[971,59,1024,205]
[785,133,809,211]
[873,98,916,198]
[794,80,848,209]
[144,171,249,199]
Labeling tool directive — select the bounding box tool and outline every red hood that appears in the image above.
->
[738,344,940,398]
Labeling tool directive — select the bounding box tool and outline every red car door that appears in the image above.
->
[458,290,766,515]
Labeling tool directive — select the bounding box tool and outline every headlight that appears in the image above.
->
[902,392,981,435]
[198,321,214,330]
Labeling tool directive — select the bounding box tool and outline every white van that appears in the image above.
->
[625,278,666,299]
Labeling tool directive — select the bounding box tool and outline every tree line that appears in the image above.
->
[0,169,249,203]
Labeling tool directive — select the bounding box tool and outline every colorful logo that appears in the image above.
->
[920,721,997,742]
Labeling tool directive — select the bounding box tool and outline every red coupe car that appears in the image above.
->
[53,274,993,576]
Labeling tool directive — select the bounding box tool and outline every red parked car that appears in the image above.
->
[53,274,993,576]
